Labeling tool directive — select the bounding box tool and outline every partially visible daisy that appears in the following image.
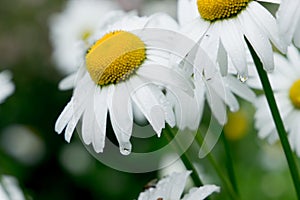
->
[55,13,193,155]
[0,175,25,200]
[137,171,220,200]
[277,0,300,48]
[254,46,300,156]
[49,0,122,75]
[177,0,286,78]
[0,70,14,104]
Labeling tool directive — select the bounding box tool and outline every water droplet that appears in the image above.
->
[237,74,248,83]
[120,142,132,156]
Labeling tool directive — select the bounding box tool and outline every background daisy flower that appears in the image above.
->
[0,70,14,104]
[277,0,300,48]
[137,171,220,200]
[254,46,300,155]
[177,0,286,79]
[49,0,122,75]
[55,13,194,155]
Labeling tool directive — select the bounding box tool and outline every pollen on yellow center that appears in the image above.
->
[289,79,300,109]
[197,0,250,21]
[86,31,146,86]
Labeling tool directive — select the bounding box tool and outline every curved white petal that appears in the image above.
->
[82,97,94,145]
[224,75,256,102]
[129,76,168,136]
[107,82,133,148]
[239,10,274,72]
[167,86,200,130]
[217,41,228,76]
[219,19,247,77]
[205,82,227,125]
[177,0,199,26]
[137,64,193,95]
[277,0,300,47]
[92,86,109,153]
[182,185,220,200]
[247,2,286,53]
[58,73,76,90]
[55,97,74,134]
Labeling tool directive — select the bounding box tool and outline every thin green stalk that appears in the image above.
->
[164,125,203,186]
[221,131,239,195]
[246,39,300,198]
[196,131,239,200]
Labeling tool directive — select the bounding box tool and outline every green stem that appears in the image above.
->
[221,131,239,195]
[164,125,203,186]
[246,39,300,198]
[195,131,239,200]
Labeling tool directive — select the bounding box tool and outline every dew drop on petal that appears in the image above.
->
[237,74,248,83]
[119,142,132,155]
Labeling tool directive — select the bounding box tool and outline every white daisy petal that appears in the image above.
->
[129,76,166,136]
[58,73,76,90]
[194,79,206,123]
[168,86,200,130]
[239,10,274,72]
[137,64,193,95]
[247,1,286,53]
[217,41,228,76]
[225,75,256,101]
[182,185,220,200]
[81,98,94,145]
[108,82,133,148]
[138,171,219,200]
[177,0,199,25]
[277,0,300,47]
[293,20,300,48]
[206,84,227,125]
[0,70,15,104]
[0,176,25,200]
[219,19,247,77]
[93,86,109,150]
[55,98,74,134]
[199,23,220,63]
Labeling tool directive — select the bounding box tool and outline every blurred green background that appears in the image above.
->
[0,0,297,199]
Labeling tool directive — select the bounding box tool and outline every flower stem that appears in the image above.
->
[164,125,203,187]
[195,131,239,200]
[246,39,300,198]
[221,131,239,195]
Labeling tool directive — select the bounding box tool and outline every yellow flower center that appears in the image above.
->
[224,110,248,141]
[289,79,300,109]
[197,0,250,21]
[86,31,146,86]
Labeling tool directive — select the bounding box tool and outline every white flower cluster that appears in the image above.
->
[49,1,300,196]
[50,0,300,156]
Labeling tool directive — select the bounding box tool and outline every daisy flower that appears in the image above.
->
[0,70,14,104]
[277,0,300,48]
[177,0,286,78]
[49,0,122,75]
[137,171,220,200]
[254,46,300,156]
[55,13,194,155]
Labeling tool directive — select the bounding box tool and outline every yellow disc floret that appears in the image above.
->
[197,0,250,21]
[289,79,300,109]
[86,31,146,86]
